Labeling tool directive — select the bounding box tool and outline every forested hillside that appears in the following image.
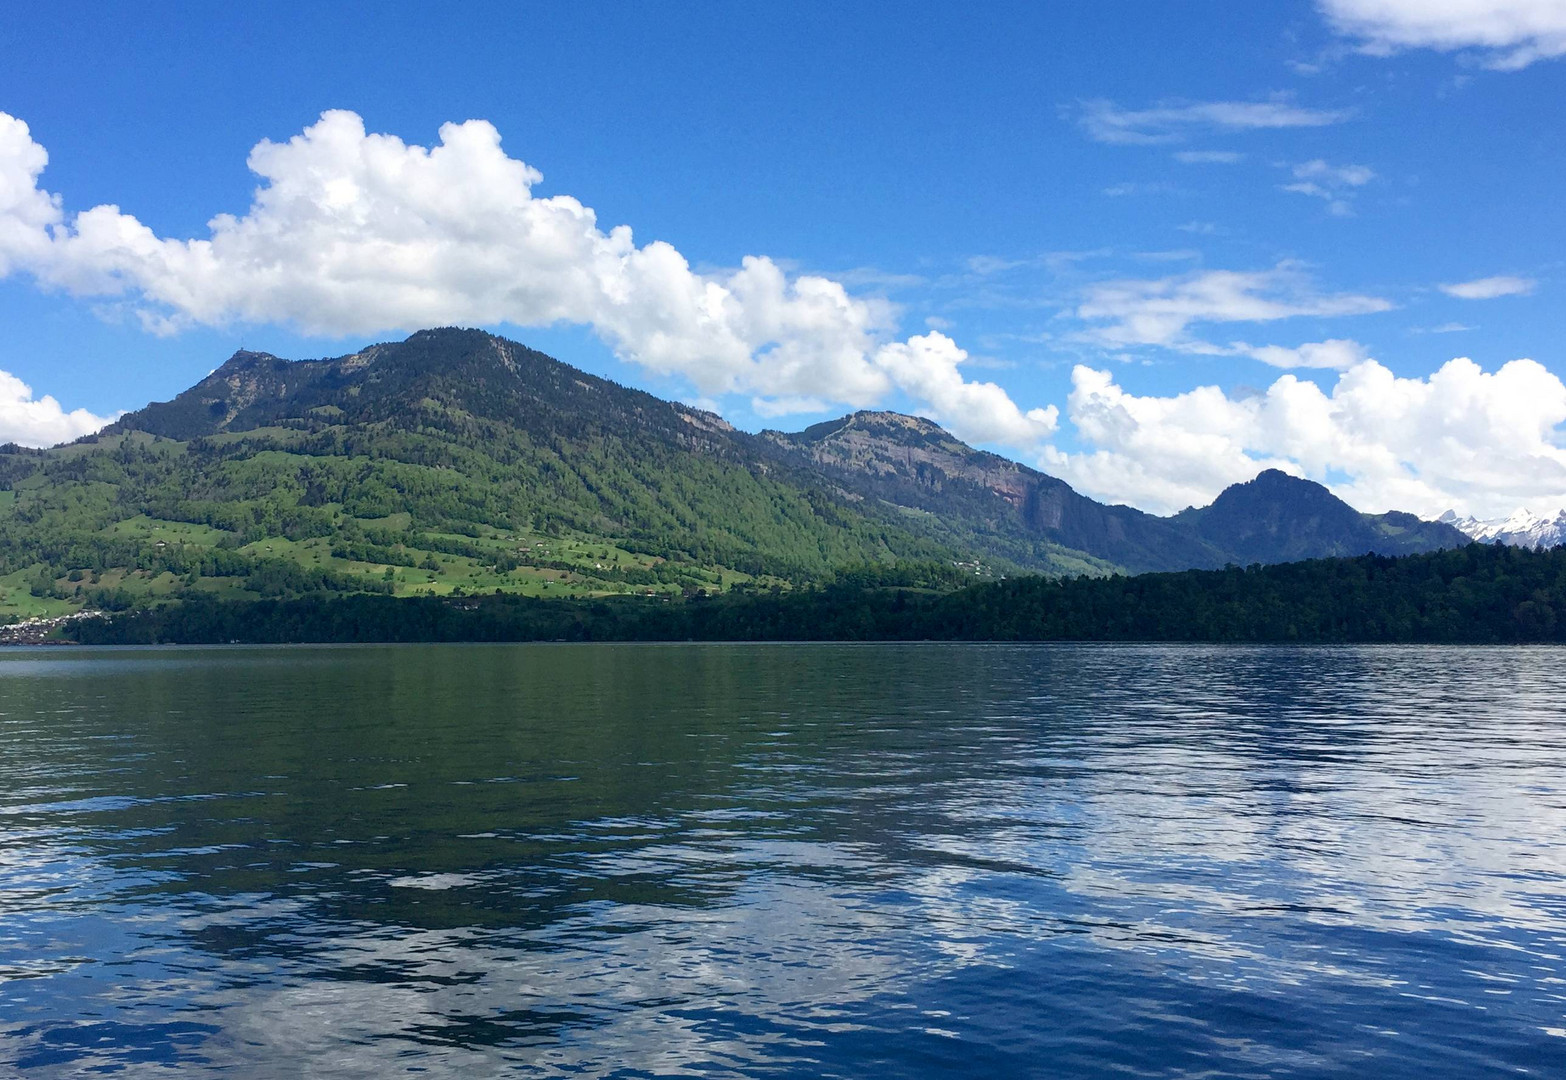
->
[69,542,1566,646]
[0,328,1467,624]
[0,330,1102,621]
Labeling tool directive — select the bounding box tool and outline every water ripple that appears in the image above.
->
[0,643,1562,1077]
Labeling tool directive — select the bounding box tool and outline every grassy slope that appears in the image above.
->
[0,420,991,621]
[70,542,1563,646]
[0,329,1139,621]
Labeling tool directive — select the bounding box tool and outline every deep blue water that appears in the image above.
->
[0,643,1562,1077]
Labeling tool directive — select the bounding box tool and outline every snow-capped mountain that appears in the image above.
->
[1438,508,1566,549]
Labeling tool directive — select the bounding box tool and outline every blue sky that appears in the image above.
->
[2,0,1564,516]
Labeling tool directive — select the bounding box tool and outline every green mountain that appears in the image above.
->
[1172,469,1467,564]
[0,330,976,619]
[0,328,1466,622]
[763,412,1466,573]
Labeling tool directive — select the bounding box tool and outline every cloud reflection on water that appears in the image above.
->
[0,644,1563,1076]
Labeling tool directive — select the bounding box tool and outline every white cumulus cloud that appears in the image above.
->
[1439,275,1537,299]
[0,109,1053,449]
[1042,356,1566,518]
[1320,0,1566,69]
[0,114,59,277]
[0,370,117,447]
[874,333,1058,446]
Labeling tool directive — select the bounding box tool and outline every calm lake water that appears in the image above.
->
[0,644,1563,1077]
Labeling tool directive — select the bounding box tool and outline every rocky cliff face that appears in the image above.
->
[766,412,1033,502]
[767,418,1467,571]
[106,350,335,438]
[764,411,1227,573]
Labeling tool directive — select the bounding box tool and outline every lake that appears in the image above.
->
[0,643,1562,1077]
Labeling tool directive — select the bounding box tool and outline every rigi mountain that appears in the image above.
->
[0,328,1468,620]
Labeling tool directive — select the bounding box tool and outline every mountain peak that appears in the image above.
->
[785,409,952,447]
[211,348,284,376]
[1240,467,1314,490]
[1204,468,1339,513]
[848,410,947,432]
[1500,507,1547,529]
[405,326,496,346]
[108,327,742,446]
[1183,468,1465,563]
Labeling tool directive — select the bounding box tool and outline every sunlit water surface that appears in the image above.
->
[0,643,1563,1077]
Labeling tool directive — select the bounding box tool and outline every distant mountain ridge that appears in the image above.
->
[1174,469,1467,563]
[0,328,1471,620]
[763,411,1465,572]
[1440,508,1566,550]
[109,330,1468,575]
[760,410,1227,573]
